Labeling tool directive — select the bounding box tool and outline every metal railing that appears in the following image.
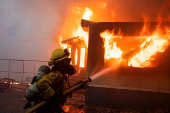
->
[0,59,48,85]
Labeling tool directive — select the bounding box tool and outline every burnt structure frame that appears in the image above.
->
[82,19,170,108]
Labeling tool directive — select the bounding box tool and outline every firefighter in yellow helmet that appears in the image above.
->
[36,48,76,113]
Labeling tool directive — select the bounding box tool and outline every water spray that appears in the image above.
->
[90,65,116,81]
[90,58,122,80]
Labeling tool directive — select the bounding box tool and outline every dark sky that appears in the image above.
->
[0,0,169,61]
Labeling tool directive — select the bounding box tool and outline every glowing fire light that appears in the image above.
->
[100,30,123,59]
[10,82,20,84]
[59,7,93,68]
[73,7,93,47]
[59,5,170,69]
[75,49,78,65]
[59,35,67,49]
[128,33,169,67]
[80,48,85,67]
[82,8,93,20]
[14,82,19,84]
[72,7,92,67]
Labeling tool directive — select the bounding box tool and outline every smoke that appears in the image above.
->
[58,0,170,40]
[0,0,169,60]
[0,0,74,60]
[97,0,170,22]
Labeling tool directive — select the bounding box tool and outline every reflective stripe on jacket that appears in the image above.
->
[36,71,67,99]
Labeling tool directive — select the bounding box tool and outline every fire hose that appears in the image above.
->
[26,78,91,113]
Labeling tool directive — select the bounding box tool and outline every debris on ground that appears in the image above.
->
[0,87,169,113]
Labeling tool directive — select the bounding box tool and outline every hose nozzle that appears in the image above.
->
[83,78,91,83]
[87,78,91,82]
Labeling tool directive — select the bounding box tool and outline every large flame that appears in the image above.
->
[59,7,93,68]
[73,7,93,47]
[100,30,123,59]
[100,25,170,68]
[128,28,170,67]
[73,7,93,67]
[58,4,170,69]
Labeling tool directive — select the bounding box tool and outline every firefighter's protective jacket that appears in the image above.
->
[36,71,67,100]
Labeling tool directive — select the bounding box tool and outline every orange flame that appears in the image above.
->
[128,29,170,67]
[59,4,170,69]
[72,7,93,67]
[82,8,93,20]
[73,7,93,47]
[75,48,78,65]
[80,48,85,67]
[59,35,67,49]
[59,7,93,50]
[100,30,123,59]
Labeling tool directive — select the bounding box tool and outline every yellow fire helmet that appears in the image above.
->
[48,49,70,66]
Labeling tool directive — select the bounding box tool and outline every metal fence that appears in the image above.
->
[0,59,48,84]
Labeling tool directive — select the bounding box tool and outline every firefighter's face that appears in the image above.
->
[62,58,76,75]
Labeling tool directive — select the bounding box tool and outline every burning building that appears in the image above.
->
[61,37,87,76]
[57,1,170,108]
[81,19,170,108]
[60,19,170,108]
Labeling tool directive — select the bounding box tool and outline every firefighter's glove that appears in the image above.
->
[83,83,88,89]
[23,102,31,109]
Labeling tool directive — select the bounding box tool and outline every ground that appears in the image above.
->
[0,85,169,113]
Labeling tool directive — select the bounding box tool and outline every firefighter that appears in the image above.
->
[36,48,76,113]
[24,65,51,109]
